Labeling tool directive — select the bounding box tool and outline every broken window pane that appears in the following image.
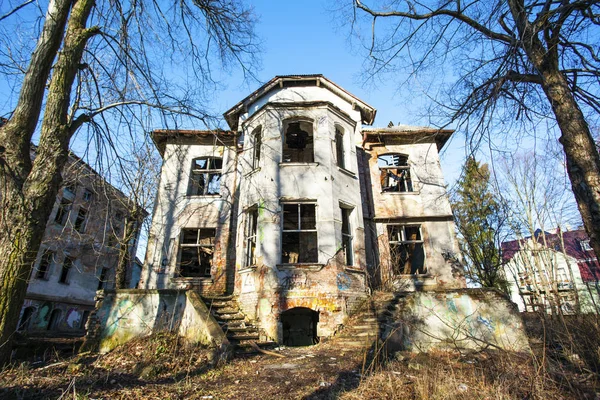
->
[282,203,318,263]
[179,228,215,277]
[245,208,258,267]
[253,129,262,169]
[54,198,72,225]
[59,257,74,284]
[36,250,54,280]
[189,157,222,196]
[388,225,426,274]
[378,154,413,192]
[74,208,87,232]
[283,120,314,163]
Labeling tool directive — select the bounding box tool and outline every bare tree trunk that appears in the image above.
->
[0,0,97,366]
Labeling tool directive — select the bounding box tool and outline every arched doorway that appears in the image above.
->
[18,307,35,331]
[281,307,319,346]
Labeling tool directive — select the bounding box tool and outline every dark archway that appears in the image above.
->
[18,307,35,331]
[47,309,62,331]
[281,307,319,346]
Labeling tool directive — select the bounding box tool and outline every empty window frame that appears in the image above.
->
[36,250,54,280]
[189,157,223,195]
[59,257,74,284]
[581,240,593,251]
[178,228,216,277]
[283,120,314,163]
[82,189,93,202]
[74,207,88,232]
[245,208,258,267]
[18,307,35,331]
[252,128,262,169]
[378,154,413,192]
[340,207,353,266]
[97,267,109,290]
[388,225,426,275]
[282,203,318,263]
[63,183,76,199]
[54,198,72,225]
[335,126,345,169]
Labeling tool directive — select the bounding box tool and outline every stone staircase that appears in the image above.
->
[202,295,270,350]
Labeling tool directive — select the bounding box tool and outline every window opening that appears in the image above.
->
[581,240,593,251]
[59,257,74,284]
[54,198,72,225]
[335,127,345,169]
[47,309,62,331]
[282,203,317,263]
[388,225,426,274]
[179,228,216,277]
[82,189,93,202]
[63,183,76,199]
[245,208,258,267]
[378,154,413,192]
[281,307,319,346]
[252,129,262,169]
[74,207,88,232]
[80,311,90,330]
[18,307,35,331]
[283,121,314,163]
[189,157,223,195]
[97,267,109,290]
[36,250,54,279]
[341,207,353,266]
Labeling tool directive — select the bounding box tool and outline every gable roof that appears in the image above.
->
[223,75,376,130]
[501,229,600,282]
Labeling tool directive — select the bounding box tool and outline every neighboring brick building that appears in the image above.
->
[502,228,600,313]
[140,75,464,344]
[17,151,145,335]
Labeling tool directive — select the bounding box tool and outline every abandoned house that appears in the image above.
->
[139,74,465,345]
[502,228,600,314]
[16,151,146,335]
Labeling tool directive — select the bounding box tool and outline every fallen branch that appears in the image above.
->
[249,341,285,358]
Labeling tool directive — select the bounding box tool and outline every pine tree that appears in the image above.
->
[451,157,509,292]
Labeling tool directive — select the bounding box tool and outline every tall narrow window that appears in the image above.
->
[74,207,88,232]
[189,157,223,195]
[378,154,413,192]
[388,225,425,274]
[97,267,109,290]
[340,207,353,266]
[282,203,318,263]
[59,257,74,284]
[283,120,314,163]
[335,126,345,169]
[36,250,54,280]
[245,208,258,267]
[54,198,72,225]
[252,129,262,169]
[18,307,35,331]
[178,228,216,277]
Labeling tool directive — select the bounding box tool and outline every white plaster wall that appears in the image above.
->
[142,141,236,289]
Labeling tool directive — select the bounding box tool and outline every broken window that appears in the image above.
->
[335,126,345,169]
[283,120,314,163]
[581,240,593,251]
[340,206,353,266]
[47,309,62,330]
[178,228,215,277]
[74,207,88,232]
[252,128,262,169]
[82,189,93,202]
[63,183,76,199]
[54,198,72,225]
[282,203,318,263]
[59,257,74,284]
[388,225,426,274]
[18,307,35,331]
[36,250,54,280]
[378,154,413,192]
[189,157,223,195]
[97,267,109,290]
[245,208,258,267]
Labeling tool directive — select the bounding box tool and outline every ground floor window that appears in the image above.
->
[282,203,317,263]
[178,228,216,277]
[388,225,426,274]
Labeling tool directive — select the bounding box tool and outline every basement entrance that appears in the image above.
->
[281,307,319,346]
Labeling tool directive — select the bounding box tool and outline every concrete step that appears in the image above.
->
[229,332,260,341]
[214,313,246,321]
[225,326,258,333]
[213,307,240,315]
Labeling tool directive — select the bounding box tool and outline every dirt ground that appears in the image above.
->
[1,332,598,399]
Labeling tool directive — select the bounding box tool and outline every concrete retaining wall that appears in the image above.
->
[383,289,530,353]
[84,289,229,354]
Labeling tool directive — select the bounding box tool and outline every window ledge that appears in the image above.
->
[344,266,365,274]
[238,266,257,274]
[380,190,420,196]
[186,194,222,199]
[277,263,324,271]
[338,167,356,178]
[279,162,319,167]
[244,167,261,178]
[173,276,213,281]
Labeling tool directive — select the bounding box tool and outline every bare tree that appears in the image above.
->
[0,0,259,365]
[349,1,600,265]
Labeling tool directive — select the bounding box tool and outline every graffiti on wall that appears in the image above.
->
[336,272,351,291]
[281,272,310,290]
